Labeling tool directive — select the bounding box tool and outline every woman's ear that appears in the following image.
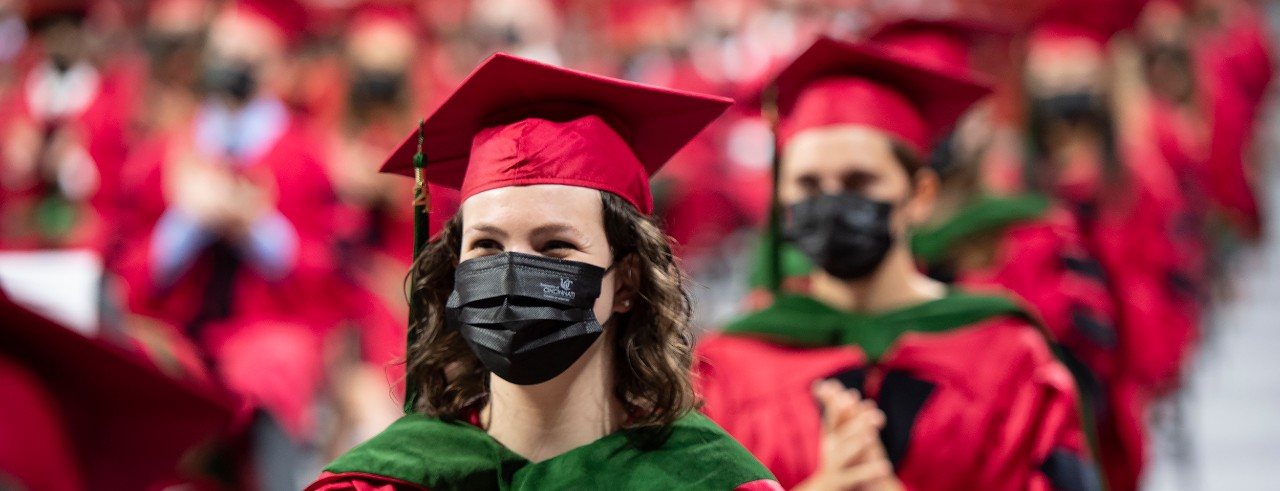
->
[612,254,641,314]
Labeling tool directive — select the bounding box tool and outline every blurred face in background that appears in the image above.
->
[33,12,88,72]
[145,0,210,89]
[1023,33,1115,198]
[469,0,561,65]
[344,18,416,120]
[1138,2,1196,105]
[201,8,287,106]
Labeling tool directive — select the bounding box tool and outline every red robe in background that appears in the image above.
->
[1149,98,1210,287]
[1192,3,1273,240]
[0,59,140,252]
[115,107,341,439]
[1089,128,1200,398]
[932,204,1143,491]
[696,292,1099,491]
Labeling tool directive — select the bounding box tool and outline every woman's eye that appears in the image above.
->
[472,239,502,251]
[543,240,576,252]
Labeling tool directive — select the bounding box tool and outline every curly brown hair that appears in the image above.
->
[404,190,696,429]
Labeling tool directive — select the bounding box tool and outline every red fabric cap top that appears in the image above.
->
[0,295,235,491]
[772,37,991,155]
[232,0,309,46]
[1032,0,1150,47]
[865,18,1011,76]
[347,1,420,35]
[23,0,89,23]
[379,52,733,214]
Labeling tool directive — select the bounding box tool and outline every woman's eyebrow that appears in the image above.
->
[466,224,508,239]
[530,222,588,240]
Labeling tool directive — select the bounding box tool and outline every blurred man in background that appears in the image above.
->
[1,0,136,252]
[113,1,341,488]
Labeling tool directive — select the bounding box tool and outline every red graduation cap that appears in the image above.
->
[0,295,235,491]
[865,18,1011,77]
[771,37,992,155]
[379,52,733,214]
[347,0,420,35]
[23,0,90,24]
[1030,0,1150,49]
[230,0,310,47]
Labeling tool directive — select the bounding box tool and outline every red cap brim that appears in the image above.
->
[0,296,235,490]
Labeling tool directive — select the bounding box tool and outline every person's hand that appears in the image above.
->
[222,175,274,239]
[170,158,237,228]
[793,380,897,491]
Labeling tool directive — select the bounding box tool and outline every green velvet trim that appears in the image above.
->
[722,291,1031,361]
[747,230,813,289]
[911,194,1051,265]
[325,412,774,490]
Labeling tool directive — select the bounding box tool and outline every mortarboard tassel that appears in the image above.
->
[406,118,428,413]
[762,86,783,294]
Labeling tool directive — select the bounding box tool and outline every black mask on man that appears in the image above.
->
[202,60,258,103]
[350,69,405,107]
[1030,91,1107,126]
[784,193,895,281]
[446,252,611,385]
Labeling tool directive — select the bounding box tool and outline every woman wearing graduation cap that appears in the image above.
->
[694,37,1100,491]
[306,53,781,491]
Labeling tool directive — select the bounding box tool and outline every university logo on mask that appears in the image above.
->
[540,278,578,301]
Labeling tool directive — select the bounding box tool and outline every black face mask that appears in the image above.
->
[784,193,895,281]
[446,252,610,385]
[1030,92,1106,126]
[202,61,257,103]
[145,32,202,63]
[350,69,405,106]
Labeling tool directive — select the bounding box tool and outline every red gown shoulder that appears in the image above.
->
[697,317,1092,491]
[306,471,430,491]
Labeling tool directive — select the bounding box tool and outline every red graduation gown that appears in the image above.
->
[1086,136,1199,396]
[1193,6,1272,239]
[0,60,140,252]
[696,294,1097,491]
[949,208,1145,491]
[307,472,783,491]
[115,119,342,438]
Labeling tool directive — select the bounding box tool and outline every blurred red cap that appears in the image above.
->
[379,52,732,214]
[347,0,420,35]
[865,17,1012,77]
[23,0,91,24]
[0,295,235,491]
[231,0,310,47]
[1032,0,1151,47]
[771,37,991,155]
